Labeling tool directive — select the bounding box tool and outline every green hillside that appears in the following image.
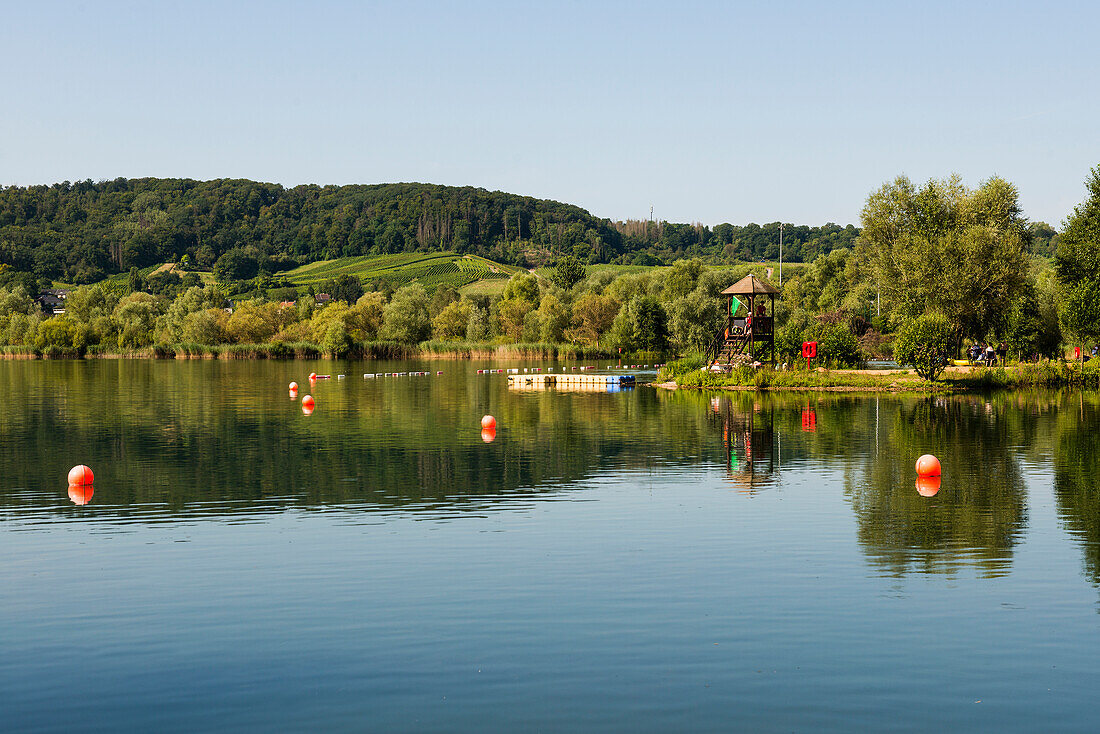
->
[0,177,863,292]
[284,252,522,292]
[533,260,807,281]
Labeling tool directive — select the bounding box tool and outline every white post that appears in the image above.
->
[779,223,783,285]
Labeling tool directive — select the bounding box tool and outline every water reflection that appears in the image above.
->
[0,361,717,523]
[67,484,93,505]
[9,369,1100,734]
[1054,393,1100,587]
[708,395,777,494]
[915,475,941,497]
[3,361,1098,586]
[693,390,1036,577]
[845,396,1028,577]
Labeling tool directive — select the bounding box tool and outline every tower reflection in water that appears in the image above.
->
[711,395,777,495]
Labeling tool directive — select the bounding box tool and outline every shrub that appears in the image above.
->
[893,313,954,380]
[811,322,862,367]
[858,329,892,359]
[268,340,291,359]
[967,366,1010,389]
[660,355,705,380]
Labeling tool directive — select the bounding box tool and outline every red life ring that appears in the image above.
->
[802,341,817,359]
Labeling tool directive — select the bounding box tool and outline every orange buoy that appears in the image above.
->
[289,381,298,390]
[481,427,496,443]
[67,464,94,486]
[916,454,941,477]
[302,394,315,408]
[309,372,317,380]
[68,484,94,505]
[481,415,496,430]
[916,475,942,497]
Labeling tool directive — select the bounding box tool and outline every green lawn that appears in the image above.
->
[459,279,510,297]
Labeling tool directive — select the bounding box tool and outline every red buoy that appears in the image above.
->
[289,381,298,391]
[481,415,496,430]
[916,454,941,477]
[68,465,94,486]
[302,394,315,409]
[309,372,317,381]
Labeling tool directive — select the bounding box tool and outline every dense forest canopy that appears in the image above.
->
[0,178,867,286]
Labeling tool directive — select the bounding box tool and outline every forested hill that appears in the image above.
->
[0,178,859,286]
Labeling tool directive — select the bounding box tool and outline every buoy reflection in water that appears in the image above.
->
[68,484,94,505]
[916,475,942,497]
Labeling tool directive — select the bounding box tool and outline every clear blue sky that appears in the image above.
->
[3,0,1097,228]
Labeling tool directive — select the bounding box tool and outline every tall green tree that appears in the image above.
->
[502,272,540,303]
[325,274,365,304]
[432,300,472,340]
[1055,165,1100,343]
[549,256,586,290]
[213,248,259,282]
[569,292,619,346]
[668,290,721,355]
[379,283,431,343]
[127,266,144,293]
[859,175,1031,343]
[610,295,669,352]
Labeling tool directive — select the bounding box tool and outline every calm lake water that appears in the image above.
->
[3,360,1100,732]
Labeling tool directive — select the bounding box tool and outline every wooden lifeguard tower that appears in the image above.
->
[709,274,780,367]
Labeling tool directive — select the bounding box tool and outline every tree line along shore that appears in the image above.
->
[0,166,1097,392]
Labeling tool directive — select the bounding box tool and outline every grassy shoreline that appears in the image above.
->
[7,344,1098,393]
[657,360,1100,392]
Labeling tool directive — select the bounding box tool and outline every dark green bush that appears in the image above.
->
[893,313,954,380]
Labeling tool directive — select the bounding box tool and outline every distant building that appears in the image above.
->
[36,289,68,315]
[315,293,332,305]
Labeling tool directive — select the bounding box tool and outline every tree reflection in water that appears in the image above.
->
[1054,392,1100,588]
[845,396,1028,578]
[9,360,1100,591]
[696,391,1032,577]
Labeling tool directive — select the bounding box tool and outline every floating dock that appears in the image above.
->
[507,373,636,389]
